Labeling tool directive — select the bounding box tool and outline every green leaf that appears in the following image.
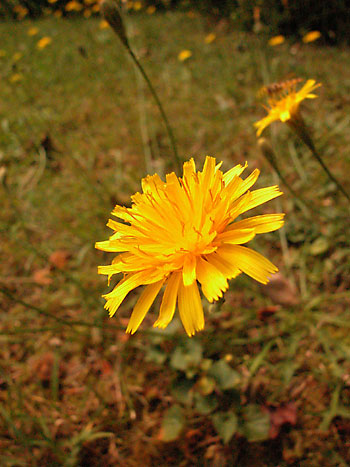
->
[171,377,194,405]
[241,405,270,442]
[170,339,203,372]
[145,346,167,365]
[208,360,240,390]
[194,393,218,415]
[212,411,238,443]
[310,237,329,256]
[161,405,185,442]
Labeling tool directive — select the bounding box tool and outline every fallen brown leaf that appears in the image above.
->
[262,272,300,306]
[49,250,70,270]
[33,267,52,285]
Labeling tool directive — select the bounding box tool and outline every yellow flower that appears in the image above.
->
[54,10,63,18]
[28,27,39,36]
[133,1,142,10]
[84,9,92,18]
[146,5,156,14]
[37,37,52,49]
[65,1,83,11]
[48,0,58,3]
[178,49,192,62]
[254,79,321,136]
[205,33,216,44]
[92,4,100,12]
[96,157,284,336]
[99,19,110,29]
[268,35,285,46]
[302,31,321,44]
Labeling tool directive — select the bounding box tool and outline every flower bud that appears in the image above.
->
[100,0,129,48]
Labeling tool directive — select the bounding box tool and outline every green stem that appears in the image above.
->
[290,119,350,204]
[124,44,182,172]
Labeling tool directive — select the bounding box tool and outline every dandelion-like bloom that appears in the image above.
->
[96,157,284,336]
[268,35,285,46]
[302,31,321,44]
[178,50,192,62]
[254,79,321,137]
[37,37,52,50]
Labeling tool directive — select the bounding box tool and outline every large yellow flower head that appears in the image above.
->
[254,79,321,137]
[96,157,284,336]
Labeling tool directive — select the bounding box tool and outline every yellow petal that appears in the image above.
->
[205,250,240,280]
[196,257,228,302]
[238,186,283,214]
[219,245,278,284]
[226,213,285,234]
[178,281,204,336]
[217,228,256,245]
[223,162,247,185]
[126,279,165,334]
[183,254,197,286]
[154,271,181,329]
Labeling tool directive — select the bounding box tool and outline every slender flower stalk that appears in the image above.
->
[100,0,181,171]
[96,156,285,336]
[255,79,350,204]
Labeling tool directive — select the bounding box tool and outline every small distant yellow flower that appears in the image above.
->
[48,0,58,3]
[10,73,23,83]
[65,1,83,11]
[54,10,63,18]
[205,33,216,44]
[92,4,100,12]
[133,1,142,10]
[84,9,92,18]
[28,27,39,36]
[37,37,52,50]
[99,19,110,29]
[14,5,28,19]
[13,52,23,62]
[178,49,192,62]
[254,79,321,136]
[146,5,156,14]
[268,35,285,46]
[96,156,284,336]
[302,31,321,44]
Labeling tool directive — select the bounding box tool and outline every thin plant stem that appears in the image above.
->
[124,44,182,172]
[290,119,350,204]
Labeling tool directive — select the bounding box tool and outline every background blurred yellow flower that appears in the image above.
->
[133,1,142,10]
[65,1,83,11]
[28,27,39,36]
[178,49,192,62]
[268,35,285,46]
[37,37,52,50]
[146,5,156,14]
[99,20,110,29]
[302,31,321,43]
[205,33,216,44]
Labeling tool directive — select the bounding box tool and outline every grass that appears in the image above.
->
[1,10,350,466]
